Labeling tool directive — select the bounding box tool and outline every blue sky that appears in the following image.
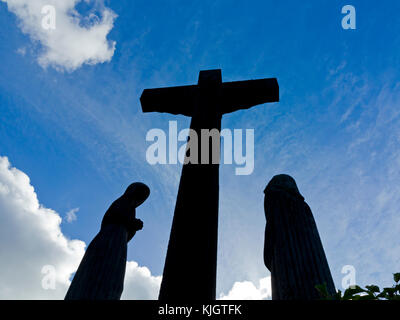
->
[0,0,400,299]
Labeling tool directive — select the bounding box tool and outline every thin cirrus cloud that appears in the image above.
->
[1,0,117,72]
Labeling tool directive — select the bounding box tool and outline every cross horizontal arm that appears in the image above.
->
[140,85,197,117]
[221,78,279,114]
[140,75,279,117]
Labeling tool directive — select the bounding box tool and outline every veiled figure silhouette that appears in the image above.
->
[65,182,150,300]
[264,174,336,300]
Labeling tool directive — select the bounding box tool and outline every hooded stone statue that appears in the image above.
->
[65,182,150,300]
[263,174,336,300]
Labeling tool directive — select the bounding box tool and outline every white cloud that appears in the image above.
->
[219,277,271,300]
[0,156,85,299]
[2,0,117,72]
[0,155,161,299]
[121,262,162,300]
[65,207,79,223]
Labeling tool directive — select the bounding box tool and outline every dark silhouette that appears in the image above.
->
[141,69,279,300]
[263,174,336,300]
[64,182,150,300]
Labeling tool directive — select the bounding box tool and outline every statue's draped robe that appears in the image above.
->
[264,175,336,300]
[64,224,128,300]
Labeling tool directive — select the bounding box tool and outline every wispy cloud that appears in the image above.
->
[65,208,79,223]
[216,63,400,293]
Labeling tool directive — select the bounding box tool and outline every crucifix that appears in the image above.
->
[140,69,279,300]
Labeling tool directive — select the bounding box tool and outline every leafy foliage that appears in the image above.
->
[316,273,400,300]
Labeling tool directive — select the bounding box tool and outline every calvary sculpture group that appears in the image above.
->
[64,70,336,300]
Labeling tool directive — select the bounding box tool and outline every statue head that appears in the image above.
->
[101,182,150,242]
[264,174,301,194]
[263,174,304,210]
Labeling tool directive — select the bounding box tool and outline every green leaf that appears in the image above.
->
[343,285,367,300]
[394,273,400,283]
[376,291,387,299]
[382,287,396,298]
[365,285,380,293]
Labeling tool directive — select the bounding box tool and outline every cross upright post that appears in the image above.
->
[140,69,279,300]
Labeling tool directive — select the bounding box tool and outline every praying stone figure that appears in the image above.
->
[263,174,336,300]
[64,182,150,300]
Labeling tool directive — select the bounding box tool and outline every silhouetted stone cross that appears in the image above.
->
[141,69,279,300]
